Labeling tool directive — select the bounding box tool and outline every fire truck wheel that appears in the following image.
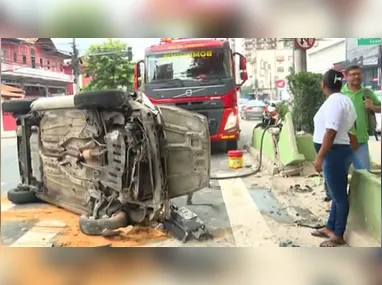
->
[73,90,128,110]
[226,140,238,151]
[1,99,35,114]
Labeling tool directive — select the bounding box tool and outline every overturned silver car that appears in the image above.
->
[2,90,211,240]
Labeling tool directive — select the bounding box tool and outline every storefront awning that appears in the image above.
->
[1,84,25,98]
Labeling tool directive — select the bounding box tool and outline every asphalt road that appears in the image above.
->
[1,138,20,194]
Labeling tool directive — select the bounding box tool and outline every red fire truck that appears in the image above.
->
[134,38,248,150]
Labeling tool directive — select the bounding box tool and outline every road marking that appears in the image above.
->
[1,193,14,212]
[1,202,15,212]
[9,223,62,247]
[219,178,277,247]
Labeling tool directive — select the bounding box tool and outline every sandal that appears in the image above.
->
[320,238,346,247]
[311,228,331,239]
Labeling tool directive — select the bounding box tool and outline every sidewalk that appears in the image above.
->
[369,140,381,166]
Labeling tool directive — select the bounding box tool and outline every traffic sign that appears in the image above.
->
[294,38,316,50]
[357,38,381,46]
[275,79,286,89]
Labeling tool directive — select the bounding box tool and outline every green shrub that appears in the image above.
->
[286,72,324,134]
[276,102,289,121]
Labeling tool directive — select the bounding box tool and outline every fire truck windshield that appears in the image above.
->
[145,47,233,86]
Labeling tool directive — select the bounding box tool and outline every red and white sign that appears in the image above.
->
[294,38,316,50]
[275,79,286,89]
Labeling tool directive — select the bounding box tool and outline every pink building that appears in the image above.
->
[1,38,73,135]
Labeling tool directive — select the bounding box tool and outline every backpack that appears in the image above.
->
[363,89,377,137]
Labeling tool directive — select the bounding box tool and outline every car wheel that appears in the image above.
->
[226,140,238,151]
[73,90,129,110]
[7,187,40,205]
[79,211,129,236]
[2,99,35,114]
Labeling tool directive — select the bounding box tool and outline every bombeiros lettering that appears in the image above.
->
[163,50,213,58]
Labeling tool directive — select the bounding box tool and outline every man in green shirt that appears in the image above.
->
[341,65,381,170]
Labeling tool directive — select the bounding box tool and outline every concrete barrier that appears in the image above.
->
[277,113,305,166]
[369,140,381,167]
[251,127,277,162]
[348,169,381,244]
[296,134,317,162]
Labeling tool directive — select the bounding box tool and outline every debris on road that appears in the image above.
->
[289,184,313,193]
[164,205,214,242]
[279,239,300,247]
[1,195,169,247]
[288,205,325,229]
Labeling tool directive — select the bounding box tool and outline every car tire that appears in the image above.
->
[73,90,128,110]
[7,187,40,205]
[1,99,35,114]
[226,140,238,151]
[79,211,129,236]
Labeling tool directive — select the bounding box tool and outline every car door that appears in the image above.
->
[157,104,211,198]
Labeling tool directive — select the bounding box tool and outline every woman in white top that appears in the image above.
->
[311,69,358,247]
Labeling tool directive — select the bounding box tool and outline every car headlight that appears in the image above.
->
[224,112,238,131]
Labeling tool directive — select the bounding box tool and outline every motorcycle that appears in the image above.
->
[260,103,279,127]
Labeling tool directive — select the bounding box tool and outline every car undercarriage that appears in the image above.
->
[2,90,213,241]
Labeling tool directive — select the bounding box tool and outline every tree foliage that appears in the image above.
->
[276,102,289,121]
[83,39,134,91]
[286,72,324,134]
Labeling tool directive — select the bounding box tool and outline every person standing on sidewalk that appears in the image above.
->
[311,69,358,247]
[342,65,381,170]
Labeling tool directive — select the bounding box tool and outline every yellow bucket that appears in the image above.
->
[227,150,243,169]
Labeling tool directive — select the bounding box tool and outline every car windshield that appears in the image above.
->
[145,47,233,86]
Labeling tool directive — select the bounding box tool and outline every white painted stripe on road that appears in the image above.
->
[219,178,277,247]
[10,225,60,247]
[1,203,15,212]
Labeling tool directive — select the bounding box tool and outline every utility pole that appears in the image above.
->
[293,39,307,73]
[71,38,81,94]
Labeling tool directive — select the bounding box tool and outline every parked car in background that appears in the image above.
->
[375,91,381,133]
[240,99,267,120]
[238,98,249,110]
[238,98,249,120]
